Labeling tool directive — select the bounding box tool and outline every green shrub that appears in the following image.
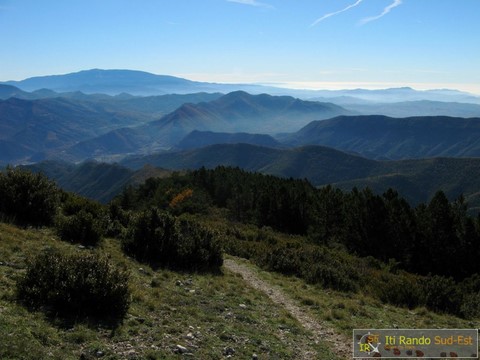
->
[55,193,105,246]
[460,293,480,319]
[373,272,424,309]
[55,210,103,246]
[16,251,130,321]
[0,167,59,226]
[458,274,480,319]
[175,218,224,271]
[122,207,223,271]
[104,203,132,238]
[421,275,460,314]
[264,245,303,276]
[122,207,178,265]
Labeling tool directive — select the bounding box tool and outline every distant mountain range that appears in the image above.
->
[118,143,480,212]
[1,69,269,96]
[174,130,281,150]
[309,87,480,104]
[25,145,480,212]
[337,100,480,118]
[145,90,350,135]
[4,68,480,213]
[0,92,222,165]
[2,82,480,166]
[22,161,172,203]
[0,97,141,164]
[281,115,480,159]
[3,69,480,103]
[48,91,350,162]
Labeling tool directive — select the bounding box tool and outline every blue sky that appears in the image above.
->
[1,0,480,93]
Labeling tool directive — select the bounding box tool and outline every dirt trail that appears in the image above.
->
[224,259,352,360]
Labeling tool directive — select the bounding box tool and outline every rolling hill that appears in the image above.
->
[281,115,480,159]
[142,91,351,144]
[342,100,480,118]
[0,92,224,164]
[23,161,172,203]
[56,91,351,162]
[0,97,145,164]
[174,130,281,150]
[23,142,480,213]
[120,143,480,212]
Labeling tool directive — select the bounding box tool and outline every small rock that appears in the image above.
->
[95,350,105,357]
[223,347,235,356]
[185,332,195,340]
[239,304,247,309]
[252,353,258,359]
[189,289,196,294]
[175,344,188,354]
[138,267,145,273]
[176,280,183,286]
[225,312,234,319]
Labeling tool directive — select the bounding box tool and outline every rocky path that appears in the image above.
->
[224,259,352,360]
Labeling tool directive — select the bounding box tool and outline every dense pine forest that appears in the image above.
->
[116,166,480,279]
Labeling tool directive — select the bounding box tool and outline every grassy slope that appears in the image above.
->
[0,223,339,360]
[230,257,480,338]
[2,217,479,359]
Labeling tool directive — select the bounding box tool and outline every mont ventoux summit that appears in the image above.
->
[2,68,480,359]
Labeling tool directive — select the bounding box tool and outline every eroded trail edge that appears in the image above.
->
[223,259,351,359]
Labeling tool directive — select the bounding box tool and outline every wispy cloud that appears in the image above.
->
[227,0,273,9]
[311,0,363,26]
[360,0,402,25]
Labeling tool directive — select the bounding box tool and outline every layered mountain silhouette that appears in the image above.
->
[53,91,350,162]
[23,161,172,203]
[146,90,350,136]
[26,144,480,212]
[3,69,201,95]
[309,87,480,104]
[174,130,281,150]
[282,115,480,159]
[5,69,479,103]
[119,143,480,211]
[342,100,480,118]
[2,69,269,96]
[0,93,222,164]
[0,97,141,164]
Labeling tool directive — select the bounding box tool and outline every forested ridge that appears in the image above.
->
[117,166,480,280]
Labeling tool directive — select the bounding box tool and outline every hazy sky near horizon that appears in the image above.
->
[1,0,480,93]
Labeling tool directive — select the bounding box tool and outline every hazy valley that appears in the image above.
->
[2,69,480,359]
